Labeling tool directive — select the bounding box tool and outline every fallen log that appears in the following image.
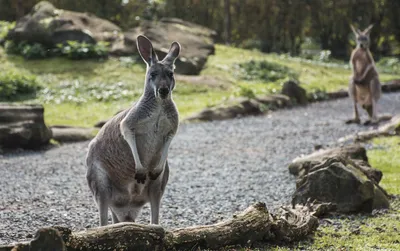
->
[2,202,320,251]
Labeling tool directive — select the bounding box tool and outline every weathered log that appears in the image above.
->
[65,223,165,251]
[165,202,271,250]
[339,114,400,143]
[270,206,319,242]
[4,202,320,251]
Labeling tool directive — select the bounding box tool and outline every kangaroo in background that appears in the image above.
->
[86,35,181,226]
[347,24,381,125]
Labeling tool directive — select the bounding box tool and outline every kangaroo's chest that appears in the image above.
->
[353,50,371,74]
[135,112,175,167]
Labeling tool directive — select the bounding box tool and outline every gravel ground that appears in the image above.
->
[1,93,400,245]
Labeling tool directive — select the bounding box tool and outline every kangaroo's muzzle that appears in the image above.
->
[158,87,170,99]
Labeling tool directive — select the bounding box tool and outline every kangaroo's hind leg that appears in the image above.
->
[370,76,381,123]
[148,161,170,224]
[346,79,361,124]
[86,163,112,226]
[364,77,381,125]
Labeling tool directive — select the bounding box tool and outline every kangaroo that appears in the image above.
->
[85,35,181,226]
[347,24,381,125]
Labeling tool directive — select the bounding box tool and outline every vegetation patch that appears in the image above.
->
[0,70,40,101]
[5,40,109,60]
[235,60,298,83]
[0,43,399,127]
[39,80,139,104]
[377,57,400,75]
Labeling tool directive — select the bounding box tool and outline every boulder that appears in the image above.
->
[0,104,52,149]
[111,18,217,75]
[281,80,308,105]
[289,145,390,213]
[6,1,122,46]
[186,94,291,122]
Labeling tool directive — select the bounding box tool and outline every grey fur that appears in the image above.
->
[348,24,381,124]
[86,35,180,226]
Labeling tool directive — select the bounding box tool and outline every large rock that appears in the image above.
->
[281,80,308,105]
[186,94,291,121]
[111,18,217,75]
[6,1,122,46]
[0,104,52,149]
[289,145,390,213]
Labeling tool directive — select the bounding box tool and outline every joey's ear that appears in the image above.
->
[137,35,158,65]
[350,24,360,36]
[161,42,181,66]
[363,24,374,35]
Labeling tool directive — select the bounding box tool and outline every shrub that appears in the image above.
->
[4,40,109,60]
[235,85,256,99]
[377,57,400,74]
[40,80,137,104]
[56,41,109,59]
[0,21,15,40]
[236,60,298,83]
[0,70,41,101]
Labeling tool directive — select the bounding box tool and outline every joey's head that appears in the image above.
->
[351,24,374,49]
[137,35,181,100]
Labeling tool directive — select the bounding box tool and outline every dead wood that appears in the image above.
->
[4,202,321,251]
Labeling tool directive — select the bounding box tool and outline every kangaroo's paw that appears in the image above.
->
[135,171,147,184]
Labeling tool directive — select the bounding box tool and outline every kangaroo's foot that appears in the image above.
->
[345,118,361,124]
[363,119,378,126]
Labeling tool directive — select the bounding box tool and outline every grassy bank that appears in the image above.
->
[1,45,399,127]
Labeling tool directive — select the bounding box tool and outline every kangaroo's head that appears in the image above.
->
[351,24,374,49]
[137,35,181,100]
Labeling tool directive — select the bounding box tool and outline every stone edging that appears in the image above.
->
[184,80,400,122]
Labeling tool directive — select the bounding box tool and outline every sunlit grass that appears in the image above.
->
[1,45,399,127]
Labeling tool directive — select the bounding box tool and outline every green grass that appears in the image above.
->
[368,136,400,195]
[1,44,399,127]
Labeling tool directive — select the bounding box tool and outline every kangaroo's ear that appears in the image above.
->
[363,24,374,35]
[161,42,181,67]
[137,35,158,66]
[350,24,360,36]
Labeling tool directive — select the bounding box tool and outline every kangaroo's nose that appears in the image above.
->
[158,87,170,97]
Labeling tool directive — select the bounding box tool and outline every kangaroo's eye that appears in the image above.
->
[150,72,158,79]
[167,71,174,78]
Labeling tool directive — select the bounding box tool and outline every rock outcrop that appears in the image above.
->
[111,18,216,75]
[281,80,308,105]
[6,1,122,46]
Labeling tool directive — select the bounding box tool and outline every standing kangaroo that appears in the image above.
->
[86,35,181,226]
[347,24,381,125]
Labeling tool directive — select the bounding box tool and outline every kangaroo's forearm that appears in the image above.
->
[359,64,373,80]
[152,136,173,175]
[120,118,144,170]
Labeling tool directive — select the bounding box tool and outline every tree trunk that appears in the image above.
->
[15,0,24,19]
[224,0,231,44]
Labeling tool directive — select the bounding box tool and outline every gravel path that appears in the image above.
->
[1,93,400,245]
